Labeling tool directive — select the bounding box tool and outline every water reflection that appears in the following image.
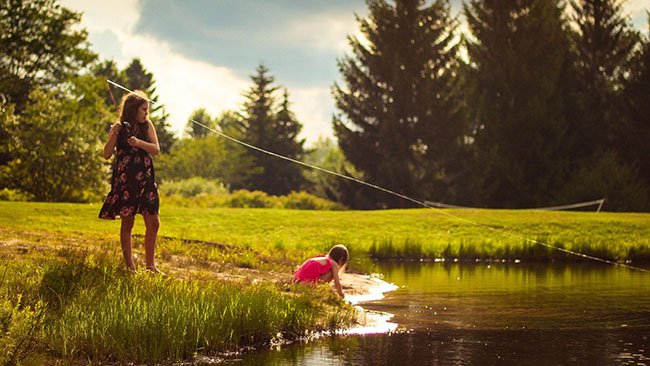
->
[221,263,650,365]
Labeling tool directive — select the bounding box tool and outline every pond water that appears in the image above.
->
[222,262,650,365]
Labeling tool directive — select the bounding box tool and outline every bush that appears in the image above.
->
[0,188,34,202]
[225,190,277,208]
[159,177,229,197]
[281,191,346,210]
[157,182,347,210]
[556,150,650,212]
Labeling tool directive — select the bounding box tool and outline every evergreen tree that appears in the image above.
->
[333,0,465,208]
[185,108,216,138]
[95,58,177,154]
[619,15,650,201]
[236,64,306,195]
[272,89,308,192]
[124,59,176,154]
[569,0,640,155]
[92,60,128,113]
[463,0,577,208]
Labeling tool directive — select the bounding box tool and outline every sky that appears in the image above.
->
[61,0,648,146]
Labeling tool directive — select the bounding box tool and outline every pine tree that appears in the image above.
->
[271,89,308,192]
[236,64,306,195]
[464,0,577,208]
[185,108,216,138]
[620,16,650,197]
[569,0,640,155]
[92,60,128,112]
[124,59,176,154]
[333,0,465,208]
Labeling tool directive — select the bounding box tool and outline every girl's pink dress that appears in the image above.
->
[293,255,332,283]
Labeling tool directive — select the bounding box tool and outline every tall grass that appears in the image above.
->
[0,249,355,365]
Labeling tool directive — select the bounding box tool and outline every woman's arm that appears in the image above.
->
[330,261,345,298]
[128,120,160,155]
[103,123,121,160]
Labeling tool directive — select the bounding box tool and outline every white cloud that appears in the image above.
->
[116,33,249,135]
[61,0,249,137]
[62,0,140,34]
[624,0,649,29]
[289,86,335,145]
[626,0,649,13]
[279,11,360,54]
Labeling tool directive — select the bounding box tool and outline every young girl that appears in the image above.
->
[293,245,349,298]
[99,91,162,274]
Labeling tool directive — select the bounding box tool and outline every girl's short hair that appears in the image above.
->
[119,91,149,140]
[328,244,349,266]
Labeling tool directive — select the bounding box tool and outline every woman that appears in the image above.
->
[99,91,162,274]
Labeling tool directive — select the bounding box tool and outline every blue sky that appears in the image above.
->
[62,0,648,145]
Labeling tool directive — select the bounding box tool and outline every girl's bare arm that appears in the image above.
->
[129,120,160,155]
[331,261,345,297]
[103,123,121,160]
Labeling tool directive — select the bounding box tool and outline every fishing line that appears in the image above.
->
[106,79,649,273]
[106,82,120,114]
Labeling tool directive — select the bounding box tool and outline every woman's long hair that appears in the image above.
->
[119,91,149,141]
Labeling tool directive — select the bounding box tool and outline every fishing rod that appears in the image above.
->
[106,79,649,273]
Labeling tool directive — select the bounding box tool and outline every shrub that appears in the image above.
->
[0,188,34,202]
[160,189,346,210]
[159,177,229,198]
[556,151,650,212]
[282,191,346,210]
[225,190,277,208]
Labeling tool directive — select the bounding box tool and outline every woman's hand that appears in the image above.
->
[127,136,140,147]
[109,123,122,137]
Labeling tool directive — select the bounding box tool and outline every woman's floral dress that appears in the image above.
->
[99,127,159,219]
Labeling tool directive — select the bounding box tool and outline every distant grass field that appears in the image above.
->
[2,201,649,264]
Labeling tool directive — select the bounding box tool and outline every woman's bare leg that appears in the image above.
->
[142,213,160,269]
[120,216,136,271]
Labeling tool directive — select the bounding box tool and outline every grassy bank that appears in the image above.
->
[1,201,649,263]
[0,240,354,365]
[1,201,649,364]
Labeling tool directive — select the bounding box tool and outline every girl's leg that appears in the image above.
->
[319,270,334,283]
[120,216,136,271]
[142,213,160,269]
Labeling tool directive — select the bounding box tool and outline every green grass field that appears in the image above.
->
[2,201,649,263]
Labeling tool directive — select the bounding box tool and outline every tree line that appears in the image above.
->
[334,0,650,211]
[1,0,648,211]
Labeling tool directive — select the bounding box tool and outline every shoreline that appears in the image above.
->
[340,272,399,334]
